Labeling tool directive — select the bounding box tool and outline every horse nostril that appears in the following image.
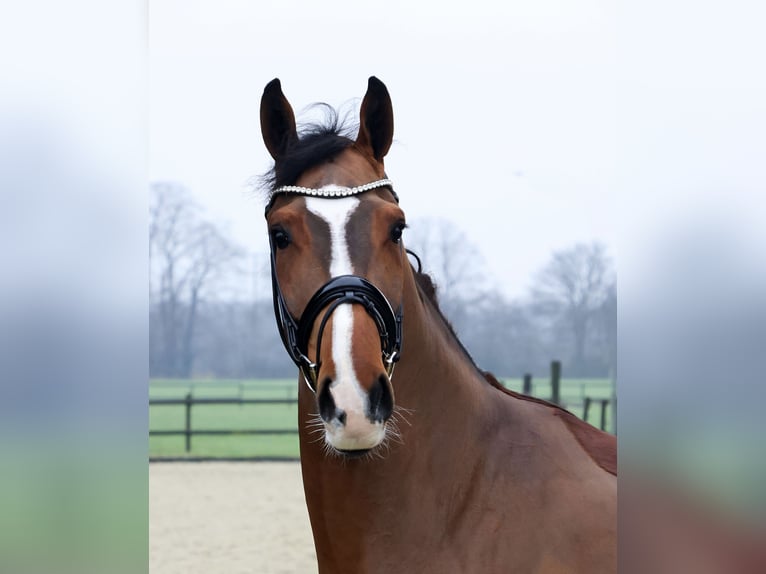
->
[318,378,337,423]
[368,374,394,423]
[318,378,347,426]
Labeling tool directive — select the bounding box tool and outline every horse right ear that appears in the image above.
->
[356,76,394,162]
[260,78,297,161]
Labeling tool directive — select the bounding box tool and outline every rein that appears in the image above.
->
[266,179,404,393]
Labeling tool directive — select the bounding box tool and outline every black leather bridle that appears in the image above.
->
[265,182,404,393]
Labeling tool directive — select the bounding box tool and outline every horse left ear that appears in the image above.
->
[356,76,394,161]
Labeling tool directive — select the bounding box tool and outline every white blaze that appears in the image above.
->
[305,194,385,450]
[306,195,357,278]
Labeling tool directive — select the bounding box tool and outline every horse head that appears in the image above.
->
[261,77,406,456]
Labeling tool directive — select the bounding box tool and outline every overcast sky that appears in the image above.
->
[149,0,619,299]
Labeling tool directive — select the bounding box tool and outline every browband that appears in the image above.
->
[266,178,397,213]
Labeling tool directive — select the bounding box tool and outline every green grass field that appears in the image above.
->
[149,377,615,459]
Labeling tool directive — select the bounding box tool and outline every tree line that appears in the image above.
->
[150,183,616,379]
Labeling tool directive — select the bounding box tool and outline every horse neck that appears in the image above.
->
[298,268,500,570]
[392,269,491,429]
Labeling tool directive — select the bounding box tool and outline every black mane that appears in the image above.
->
[260,104,358,196]
[413,271,483,376]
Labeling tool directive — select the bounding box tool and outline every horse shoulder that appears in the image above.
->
[480,373,617,572]
[482,372,616,476]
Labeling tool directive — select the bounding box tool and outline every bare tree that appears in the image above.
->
[149,182,244,377]
[531,242,614,376]
[178,221,244,376]
[405,217,488,302]
[595,279,617,379]
[403,217,490,333]
[150,183,197,375]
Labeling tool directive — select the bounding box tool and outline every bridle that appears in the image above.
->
[265,179,404,393]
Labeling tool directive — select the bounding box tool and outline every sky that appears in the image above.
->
[149,0,618,299]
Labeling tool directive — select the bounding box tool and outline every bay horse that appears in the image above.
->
[260,77,617,573]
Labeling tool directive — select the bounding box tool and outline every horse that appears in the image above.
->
[259,77,617,573]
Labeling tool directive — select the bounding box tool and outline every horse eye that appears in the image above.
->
[271,228,291,250]
[390,222,406,244]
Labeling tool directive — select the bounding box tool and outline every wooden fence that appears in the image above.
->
[149,362,615,459]
[149,395,298,454]
[522,361,616,433]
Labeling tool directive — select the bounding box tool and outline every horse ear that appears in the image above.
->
[356,76,394,161]
[260,78,297,161]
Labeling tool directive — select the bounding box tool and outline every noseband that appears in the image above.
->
[266,179,403,393]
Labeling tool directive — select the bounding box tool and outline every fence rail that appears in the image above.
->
[149,393,299,453]
[150,397,297,405]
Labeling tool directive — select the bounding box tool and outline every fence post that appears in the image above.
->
[550,361,561,405]
[600,399,608,431]
[523,374,532,395]
[583,397,592,423]
[185,392,192,453]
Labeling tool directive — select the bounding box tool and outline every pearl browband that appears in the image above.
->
[270,178,396,202]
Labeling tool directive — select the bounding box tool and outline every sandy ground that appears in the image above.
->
[150,462,318,574]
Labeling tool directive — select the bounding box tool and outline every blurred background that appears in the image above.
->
[2,0,765,572]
